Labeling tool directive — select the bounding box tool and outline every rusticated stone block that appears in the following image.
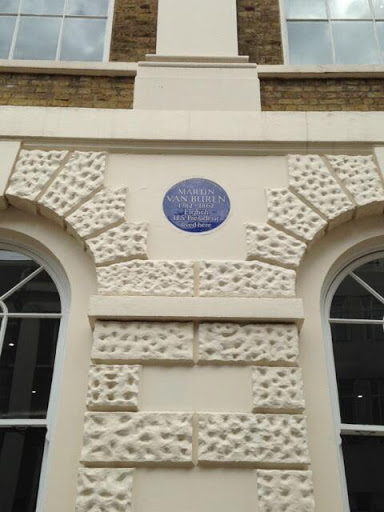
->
[76,468,134,512]
[38,151,106,221]
[198,413,309,466]
[6,149,67,211]
[266,188,327,242]
[87,365,141,411]
[288,154,354,226]
[66,187,127,239]
[199,261,295,298]
[86,222,148,265]
[199,323,299,365]
[252,367,305,412]
[81,412,193,464]
[92,321,193,363]
[256,470,315,512]
[245,223,306,268]
[327,154,384,215]
[97,261,194,296]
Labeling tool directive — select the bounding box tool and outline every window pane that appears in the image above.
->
[60,18,106,61]
[329,0,371,19]
[21,0,64,15]
[376,22,384,60]
[331,323,384,424]
[333,21,380,64]
[66,0,109,16]
[285,0,327,19]
[342,436,384,512]
[13,16,61,60]
[0,251,39,299]
[0,318,60,419]
[5,270,61,313]
[0,428,46,512]
[0,16,16,58]
[374,0,384,19]
[0,0,19,13]
[288,22,333,64]
[353,258,384,300]
[330,274,383,319]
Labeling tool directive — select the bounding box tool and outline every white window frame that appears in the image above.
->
[279,0,384,65]
[323,249,384,512]
[0,0,116,62]
[0,240,69,512]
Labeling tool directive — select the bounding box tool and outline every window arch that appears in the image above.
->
[0,247,64,512]
[326,253,384,512]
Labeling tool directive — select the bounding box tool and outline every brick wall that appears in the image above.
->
[0,73,134,109]
[110,0,158,62]
[260,78,384,111]
[237,0,283,65]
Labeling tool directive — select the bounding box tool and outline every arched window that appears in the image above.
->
[0,248,62,512]
[327,254,384,512]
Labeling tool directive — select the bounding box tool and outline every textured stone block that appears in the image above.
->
[92,321,193,363]
[86,222,148,265]
[6,149,67,211]
[199,323,299,365]
[76,468,134,512]
[198,413,309,466]
[288,154,354,226]
[38,151,106,221]
[66,187,127,239]
[256,470,315,512]
[97,260,194,296]
[199,261,295,298]
[266,188,327,242]
[87,365,141,411]
[327,154,384,215]
[245,223,306,268]
[252,367,305,412]
[81,412,193,464]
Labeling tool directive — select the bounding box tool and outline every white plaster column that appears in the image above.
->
[156,0,238,58]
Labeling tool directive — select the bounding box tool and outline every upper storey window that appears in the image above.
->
[0,0,110,61]
[285,0,384,64]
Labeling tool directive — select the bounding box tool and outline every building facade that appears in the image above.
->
[0,1,384,511]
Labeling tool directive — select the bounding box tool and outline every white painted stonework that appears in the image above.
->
[252,367,305,412]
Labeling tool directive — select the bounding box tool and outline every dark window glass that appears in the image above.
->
[0,252,39,299]
[353,258,384,299]
[332,323,384,424]
[0,318,60,419]
[0,427,46,512]
[5,270,61,313]
[342,435,384,512]
[330,274,384,319]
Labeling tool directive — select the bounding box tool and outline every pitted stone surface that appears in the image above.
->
[39,151,106,219]
[266,188,327,242]
[6,149,67,206]
[327,155,384,210]
[66,187,127,239]
[86,222,148,265]
[81,412,193,464]
[199,323,299,365]
[92,321,193,363]
[76,468,134,512]
[252,367,305,412]
[199,261,295,298]
[198,413,309,465]
[288,154,354,224]
[245,223,306,268]
[97,261,194,296]
[87,365,141,411]
[256,470,315,512]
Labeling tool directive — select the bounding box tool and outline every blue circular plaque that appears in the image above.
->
[163,178,230,233]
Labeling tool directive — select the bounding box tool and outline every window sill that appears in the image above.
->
[257,64,384,78]
[0,59,138,77]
